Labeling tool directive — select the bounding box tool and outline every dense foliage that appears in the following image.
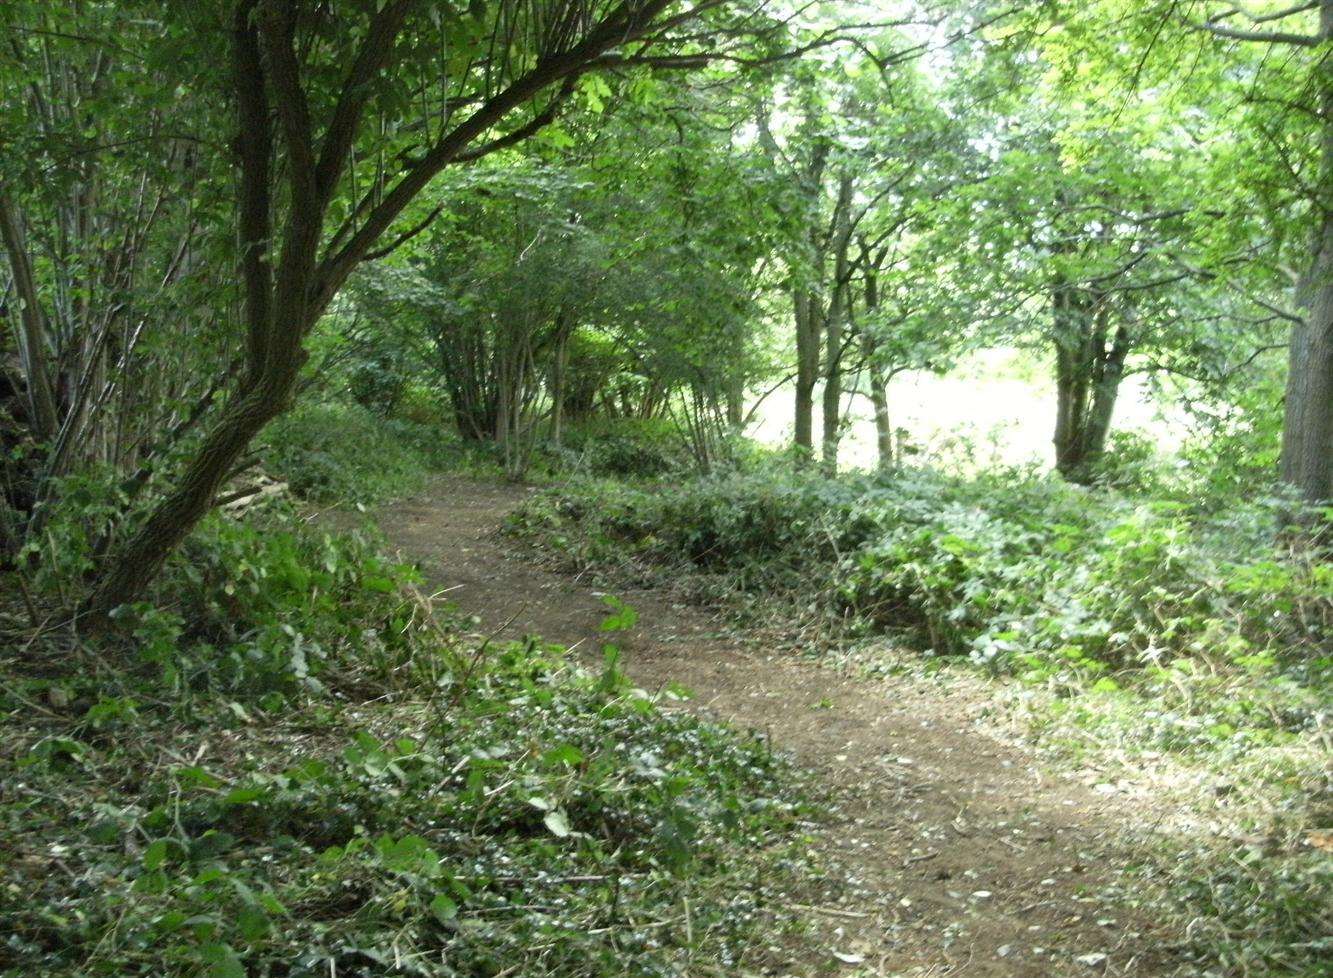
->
[2,500,811,977]
[3,2,1332,976]
[512,463,1333,975]
[515,467,1331,732]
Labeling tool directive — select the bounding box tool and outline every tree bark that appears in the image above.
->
[793,286,819,458]
[821,307,843,475]
[864,340,893,472]
[1052,283,1129,483]
[725,375,744,428]
[550,324,570,447]
[82,375,300,614]
[1280,0,1333,506]
[820,175,854,475]
[1081,324,1130,471]
[0,192,60,441]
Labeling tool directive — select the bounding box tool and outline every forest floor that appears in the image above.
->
[366,476,1191,978]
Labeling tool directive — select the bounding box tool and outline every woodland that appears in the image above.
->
[0,1,1330,977]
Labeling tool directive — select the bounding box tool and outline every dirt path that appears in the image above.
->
[372,477,1182,978]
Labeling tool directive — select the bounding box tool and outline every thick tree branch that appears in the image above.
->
[314,0,680,307]
[313,0,417,201]
[1197,22,1320,44]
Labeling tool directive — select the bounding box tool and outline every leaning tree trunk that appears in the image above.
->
[1281,0,1333,507]
[84,365,304,614]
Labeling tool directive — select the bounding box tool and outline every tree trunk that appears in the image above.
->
[858,248,893,473]
[1281,0,1333,506]
[865,344,893,473]
[1080,325,1130,472]
[1281,270,1333,505]
[0,192,60,441]
[821,310,842,475]
[725,375,743,428]
[820,175,854,476]
[549,320,571,447]
[793,286,819,459]
[84,364,302,615]
[1052,286,1129,484]
[84,3,302,621]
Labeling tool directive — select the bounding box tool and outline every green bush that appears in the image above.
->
[139,512,429,700]
[512,465,1332,720]
[264,401,465,503]
[538,418,691,478]
[2,504,812,977]
[511,465,1332,978]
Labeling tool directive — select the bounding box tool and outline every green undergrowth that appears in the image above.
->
[1,505,814,977]
[533,419,693,480]
[508,464,1333,977]
[263,401,499,504]
[509,466,1330,736]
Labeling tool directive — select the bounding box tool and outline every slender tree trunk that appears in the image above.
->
[1281,0,1333,506]
[725,375,743,428]
[820,175,854,476]
[858,248,893,473]
[867,355,893,472]
[1052,284,1091,480]
[793,287,819,459]
[0,192,60,441]
[821,311,842,475]
[1080,324,1130,472]
[494,340,513,449]
[550,339,568,447]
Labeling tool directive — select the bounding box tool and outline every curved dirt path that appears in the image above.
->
[372,477,1183,978]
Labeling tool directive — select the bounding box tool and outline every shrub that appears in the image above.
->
[2,505,812,977]
[142,512,431,700]
[539,418,691,478]
[512,465,1332,718]
[264,401,465,503]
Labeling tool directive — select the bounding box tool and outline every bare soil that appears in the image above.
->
[369,476,1189,978]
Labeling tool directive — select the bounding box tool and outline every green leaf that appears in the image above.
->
[143,839,170,871]
[430,893,459,922]
[599,595,638,631]
[197,942,246,978]
[237,906,270,943]
[542,744,584,767]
